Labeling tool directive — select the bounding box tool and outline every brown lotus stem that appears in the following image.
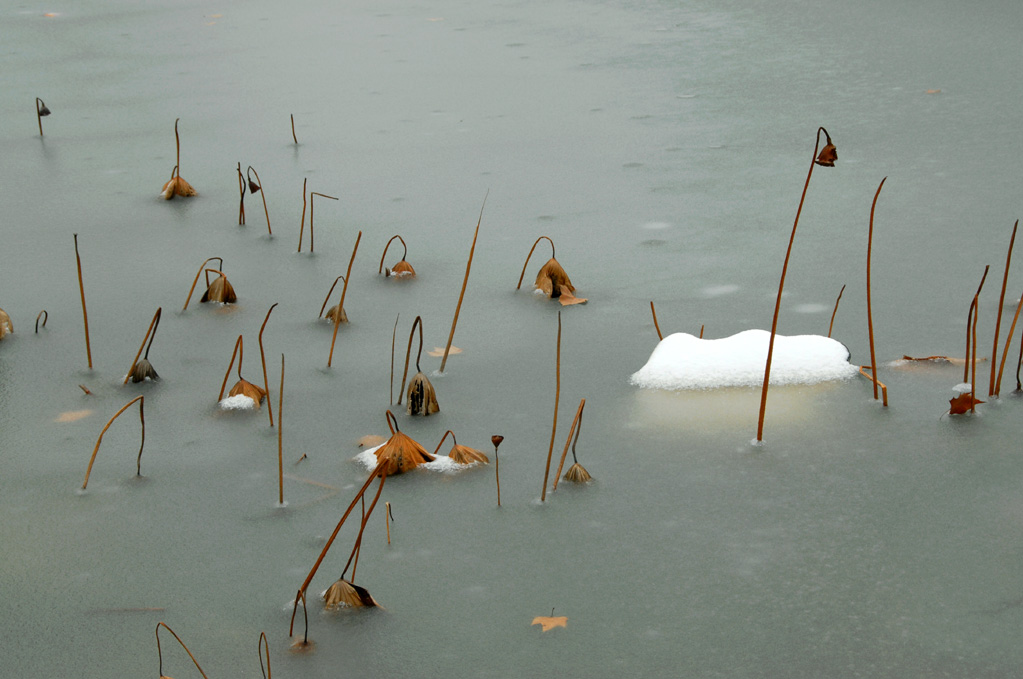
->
[307,191,338,253]
[990,220,1018,396]
[699,324,705,339]
[35,310,47,333]
[858,366,888,406]
[541,312,562,502]
[297,178,308,252]
[278,354,285,505]
[378,235,408,274]
[650,301,663,340]
[995,290,1023,396]
[259,631,271,679]
[81,395,145,490]
[386,409,398,435]
[182,257,224,311]
[433,430,457,455]
[964,266,990,383]
[340,471,387,580]
[247,166,271,236]
[73,234,93,370]
[757,126,833,443]
[828,284,846,338]
[441,192,487,373]
[288,589,309,642]
[396,316,424,404]
[866,177,887,403]
[385,502,393,544]
[173,118,182,172]
[552,398,586,492]
[259,303,278,426]
[516,236,556,289]
[493,438,502,507]
[218,335,244,401]
[327,231,362,368]
[156,622,209,679]
[237,162,246,225]
[971,293,979,412]
[123,307,162,385]
[291,114,298,144]
[390,314,399,404]
[79,384,91,395]
[318,276,346,317]
[36,97,49,136]
[294,459,388,606]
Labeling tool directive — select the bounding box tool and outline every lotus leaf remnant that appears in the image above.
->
[516,236,587,305]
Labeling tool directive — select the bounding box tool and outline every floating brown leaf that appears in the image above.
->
[949,392,984,415]
[531,613,568,632]
[201,272,237,304]
[323,578,381,609]
[229,378,266,407]
[406,371,440,416]
[0,308,11,340]
[56,409,93,423]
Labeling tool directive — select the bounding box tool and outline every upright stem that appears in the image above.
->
[971,294,979,412]
[756,127,831,442]
[866,177,887,402]
[297,178,307,252]
[278,354,285,506]
[36,97,48,136]
[541,312,562,502]
[995,290,1023,396]
[650,301,663,340]
[259,303,278,426]
[290,113,298,144]
[441,192,487,372]
[218,335,244,401]
[327,231,362,368]
[259,631,272,679]
[990,220,1017,396]
[173,118,181,172]
[237,162,246,225]
[390,314,399,404]
[73,234,93,370]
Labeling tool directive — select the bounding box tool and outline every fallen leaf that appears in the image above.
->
[427,346,462,357]
[56,410,93,423]
[357,435,386,448]
[949,392,984,415]
[532,614,568,632]
[926,89,942,94]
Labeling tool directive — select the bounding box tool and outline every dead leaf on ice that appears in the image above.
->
[56,410,94,423]
[532,612,568,632]
[427,346,461,357]
[357,435,386,448]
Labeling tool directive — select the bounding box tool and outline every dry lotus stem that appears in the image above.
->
[994,288,1023,396]
[182,257,224,311]
[379,235,415,278]
[865,177,887,404]
[440,192,486,372]
[288,590,313,651]
[259,631,272,679]
[963,266,989,383]
[552,398,586,492]
[390,314,399,404]
[318,275,349,324]
[247,165,271,236]
[201,268,237,305]
[541,311,562,502]
[492,435,504,507]
[291,113,298,144]
[828,284,846,338]
[398,316,439,415]
[857,366,888,406]
[35,309,47,333]
[81,395,145,490]
[160,119,197,199]
[307,191,338,253]
[327,231,362,368]
[217,335,266,407]
[36,97,50,136]
[0,308,12,340]
[517,235,586,305]
[123,307,162,385]
[990,220,1017,396]
[237,162,246,225]
[757,126,836,443]
[649,301,663,340]
[278,354,285,505]
[156,622,209,679]
[259,303,278,426]
[73,233,93,369]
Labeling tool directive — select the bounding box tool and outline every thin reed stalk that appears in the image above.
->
[650,301,663,340]
[123,307,162,385]
[396,316,424,403]
[36,97,50,136]
[541,312,562,502]
[237,162,246,225]
[971,293,980,412]
[552,398,586,492]
[995,290,1023,396]
[290,114,298,144]
[73,234,92,369]
[866,177,887,403]
[182,256,224,311]
[858,366,888,406]
[81,395,145,490]
[516,236,555,289]
[493,436,504,507]
[218,335,244,401]
[278,354,285,505]
[441,192,487,372]
[385,502,393,544]
[259,303,278,426]
[378,235,408,274]
[259,631,272,679]
[156,622,209,679]
[327,231,362,368]
[307,191,338,253]
[390,314,399,404]
[828,284,846,338]
[318,275,347,318]
[989,220,1018,395]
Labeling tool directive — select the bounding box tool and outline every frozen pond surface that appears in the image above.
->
[3,0,1023,676]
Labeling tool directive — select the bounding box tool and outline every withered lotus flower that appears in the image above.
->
[131,358,160,383]
[397,316,440,416]
[325,303,348,325]
[323,578,380,609]
[434,430,489,465]
[124,307,162,384]
[563,462,592,483]
[217,335,267,409]
[229,378,267,406]
[815,137,838,167]
[517,236,587,305]
[201,270,237,304]
[375,411,434,475]
[0,308,12,340]
[160,166,197,200]
[379,235,416,279]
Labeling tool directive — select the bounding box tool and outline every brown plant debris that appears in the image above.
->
[323,578,381,609]
[0,308,12,339]
[532,611,568,632]
[949,392,985,415]
[406,371,440,416]
[563,462,592,483]
[229,378,267,407]
[427,346,461,357]
[374,411,434,475]
[201,271,237,304]
[434,431,488,465]
[357,435,386,448]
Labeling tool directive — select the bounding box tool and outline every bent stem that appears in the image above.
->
[552,398,586,493]
[756,126,834,443]
[828,284,846,338]
[156,622,209,679]
[288,590,309,643]
[541,312,562,502]
[218,335,244,401]
[259,631,272,679]
[396,316,424,404]
[82,395,145,490]
[73,234,93,370]
[650,301,663,340]
[35,310,48,333]
[259,304,278,426]
[308,191,338,253]
[339,471,388,580]
[990,220,1018,396]
[516,236,556,290]
[182,256,224,311]
[433,430,457,456]
[123,307,162,385]
[964,266,990,383]
[318,275,347,318]
[390,314,399,404]
[995,289,1023,396]
[36,97,49,136]
[297,178,308,252]
[327,231,362,368]
[248,166,271,236]
[441,193,487,372]
[378,235,409,274]
[866,177,887,403]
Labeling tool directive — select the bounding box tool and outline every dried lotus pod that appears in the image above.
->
[0,308,12,340]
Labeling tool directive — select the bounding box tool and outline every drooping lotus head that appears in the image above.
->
[201,272,237,305]
[131,358,160,383]
[563,462,592,483]
[387,259,416,279]
[406,371,440,416]
[323,578,380,609]
[226,378,266,408]
[160,166,197,200]
[0,308,11,340]
[375,414,434,476]
[326,304,348,326]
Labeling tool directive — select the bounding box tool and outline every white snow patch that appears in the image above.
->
[630,329,858,391]
[699,284,740,298]
[219,394,257,410]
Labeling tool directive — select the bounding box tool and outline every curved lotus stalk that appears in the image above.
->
[81,395,145,490]
[182,257,224,311]
[36,97,50,136]
[218,335,267,408]
[35,309,47,333]
[318,275,349,325]
[0,308,11,340]
[156,622,209,679]
[379,235,415,278]
[160,119,197,199]
[201,269,237,305]
[397,316,439,415]
[517,236,586,305]
[555,398,592,486]
[73,234,92,369]
[258,631,272,679]
[124,307,162,385]
[433,430,488,465]
[247,165,271,236]
[258,303,278,426]
[375,411,434,475]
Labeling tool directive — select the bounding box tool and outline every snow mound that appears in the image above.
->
[630,330,858,391]
[219,394,258,410]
